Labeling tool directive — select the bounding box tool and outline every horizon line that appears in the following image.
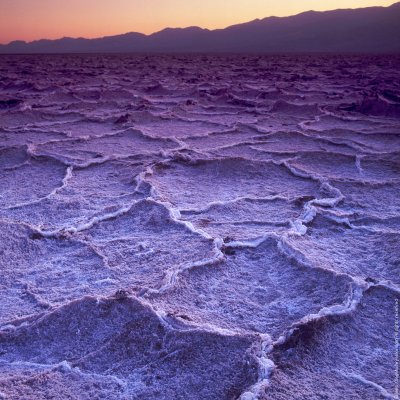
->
[1,1,397,46]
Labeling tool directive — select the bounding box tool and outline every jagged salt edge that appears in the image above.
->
[336,370,398,400]
[0,360,127,388]
[239,334,275,400]
[180,194,289,214]
[3,165,74,210]
[22,169,150,237]
[279,161,345,236]
[238,239,368,400]
[152,237,224,294]
[238,284,366,400]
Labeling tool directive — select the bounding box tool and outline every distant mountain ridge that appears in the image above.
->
[1,2,400,53]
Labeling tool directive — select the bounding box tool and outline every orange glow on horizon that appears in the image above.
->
[0,0,396,44]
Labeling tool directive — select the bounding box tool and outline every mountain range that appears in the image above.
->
[1,2,400,53]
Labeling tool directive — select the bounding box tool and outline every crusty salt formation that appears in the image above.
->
[0,54,399,399]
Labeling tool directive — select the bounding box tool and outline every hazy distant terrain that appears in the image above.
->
[1,3,400,53]
[0,54,399,399]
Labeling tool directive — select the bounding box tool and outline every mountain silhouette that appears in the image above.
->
[1,2,400,53]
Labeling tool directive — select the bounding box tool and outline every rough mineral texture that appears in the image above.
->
[0,54,399,399]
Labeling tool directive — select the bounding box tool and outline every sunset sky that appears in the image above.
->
[0,0,395,44]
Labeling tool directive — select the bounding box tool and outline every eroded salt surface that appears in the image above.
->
[0,54,399,399]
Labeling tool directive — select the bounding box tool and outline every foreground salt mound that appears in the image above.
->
[82,199,216,290]
[0,159,150,229]
[0,221,106,323]
[287,215,400,285]
[148,236,351,337]
[267,286,397,400]
[0,200,216,324]
[0,147,67,209]
[0,363,123,400]
[0,295,258,400]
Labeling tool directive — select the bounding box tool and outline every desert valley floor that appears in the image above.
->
[0,54,399,399]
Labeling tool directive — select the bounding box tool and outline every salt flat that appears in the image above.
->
[0,54,399,399]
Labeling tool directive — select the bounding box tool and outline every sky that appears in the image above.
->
[0,0,396,44]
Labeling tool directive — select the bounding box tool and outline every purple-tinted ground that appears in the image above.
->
[0,54,399,400]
